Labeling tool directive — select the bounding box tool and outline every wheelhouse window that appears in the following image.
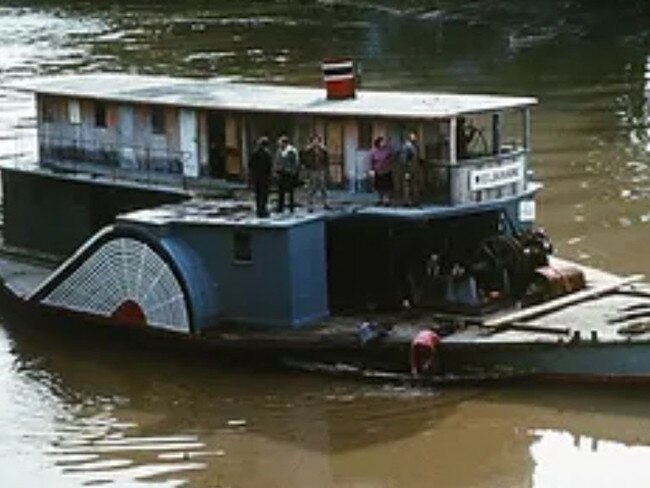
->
[67,99,81,125]
[501,109,527,153]
[95,102,107,128]
[358,120,372,150]
[151,106,166,135]
[233,231,252,263]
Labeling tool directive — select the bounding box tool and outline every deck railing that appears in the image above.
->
[1,131,528,205]
[30,134,201,190]
[40,135,189,174]
[0,132,249,195]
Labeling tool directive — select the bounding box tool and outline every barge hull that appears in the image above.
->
[3,251,650,384]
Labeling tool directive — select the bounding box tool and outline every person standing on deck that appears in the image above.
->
[275,135,300,213]
[249,136,272,218]
[302,134,330,210]
[400,132,420,205]
[368,136,393,205]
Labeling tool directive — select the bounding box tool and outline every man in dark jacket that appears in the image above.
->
[249,136,272,217]
[400,131,421,205]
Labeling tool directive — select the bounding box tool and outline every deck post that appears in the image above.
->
[448,117,458,204]
[344,119,358,192]
[449,117,457,164]
[522,108,531,150]
[491,112,501,155]
[241,116,248,178]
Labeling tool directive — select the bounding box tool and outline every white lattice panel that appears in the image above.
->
[43,237,190,333]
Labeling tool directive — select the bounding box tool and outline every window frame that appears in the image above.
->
[232,230,253,263]
[41,97,55,123]
[151,106,166,135]
[94,102,107,128]
[357,119,372,150]
[67,99,81,125]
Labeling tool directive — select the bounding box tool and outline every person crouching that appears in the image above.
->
[409,329,441,377]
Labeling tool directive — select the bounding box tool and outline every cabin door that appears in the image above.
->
[325,121,344,187]
[207,112,226,178]
[117,105,136,169]
[180,109,199,178]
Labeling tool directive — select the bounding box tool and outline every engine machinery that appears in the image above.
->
[327,211,586,314]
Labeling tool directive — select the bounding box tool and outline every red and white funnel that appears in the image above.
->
[322,58,356,100]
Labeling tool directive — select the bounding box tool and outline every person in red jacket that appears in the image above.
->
[410,329,440,377]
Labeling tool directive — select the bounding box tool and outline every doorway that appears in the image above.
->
[325,120,344,186]
[208,112,226,178]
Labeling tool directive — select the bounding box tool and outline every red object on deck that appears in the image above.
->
[322,58,356,100]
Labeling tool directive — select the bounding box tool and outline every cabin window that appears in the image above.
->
[296,119,312,148]
[41,98,55,123]
[95,102,107,128]
[501,109,526,152]
[358,120,372,150]
[423,121,446,161]
[67,99,81,125]
[233,231,252,263]
[151,106,166,135]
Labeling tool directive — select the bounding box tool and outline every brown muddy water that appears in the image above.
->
[2,1,650,486]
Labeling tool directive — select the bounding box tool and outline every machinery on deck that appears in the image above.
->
[327,211,585,314]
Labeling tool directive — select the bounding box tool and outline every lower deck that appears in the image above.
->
[2,242,649,351]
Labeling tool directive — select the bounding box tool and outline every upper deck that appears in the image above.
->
[4,72,539,218]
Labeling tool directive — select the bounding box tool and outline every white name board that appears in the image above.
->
[469,162,523,191]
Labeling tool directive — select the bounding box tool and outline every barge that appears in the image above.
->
[3,66,650,383]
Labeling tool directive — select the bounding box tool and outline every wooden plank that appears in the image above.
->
[483,274,645,329]
[498,322,570,335]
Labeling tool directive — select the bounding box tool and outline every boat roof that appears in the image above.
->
[6,73,537,120]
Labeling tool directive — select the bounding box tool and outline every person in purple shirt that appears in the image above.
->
[369,136,393,205]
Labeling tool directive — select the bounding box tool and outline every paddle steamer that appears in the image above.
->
[2,61,650,382]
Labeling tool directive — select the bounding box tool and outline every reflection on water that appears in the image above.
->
[6,319,650,487]
[532,430,650,488]
[0,325,205,487]
[3,0,650,486]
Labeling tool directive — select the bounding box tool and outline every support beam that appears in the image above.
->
[492,112,501,155]
[449,117,457,164]
[522,108,531,150]
[241,115,248,178]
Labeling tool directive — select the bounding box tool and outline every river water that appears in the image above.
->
[2,1,650,486]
